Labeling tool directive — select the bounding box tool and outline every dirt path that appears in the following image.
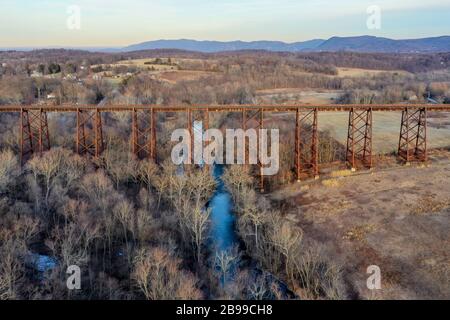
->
[272,158,450,299]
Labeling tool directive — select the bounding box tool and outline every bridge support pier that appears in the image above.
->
[131,108,156,162]
[20,108,50,164]
[243,109,265,192]
[346,108,373,170]
[76,109,104,158]
[295,108,319,181]
[187,108,210,167]
[398,107,427,163]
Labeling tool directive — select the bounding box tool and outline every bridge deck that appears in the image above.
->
[1,104,450,112]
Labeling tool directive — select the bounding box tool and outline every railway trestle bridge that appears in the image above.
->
[2,104,450,191]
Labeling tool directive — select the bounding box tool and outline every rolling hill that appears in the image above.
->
[123,39,326,53]
[316,36,450,53]
[123,36,450,53]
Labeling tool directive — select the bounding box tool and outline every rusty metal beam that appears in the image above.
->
[201,108,209,169]
[295,108,319,180]
[346,108,373,170]
[295,109,300,181]
[19,108,50,164]
[95,110,103,158]
[187,108,210,167]
[131,108,157,162]
[398,107,427,163]
[6,103,444,189]
[150,108,156,161]
[243,108,265,192]
[76,109,103,158]
[187,108,193,165]
[2,104,450,113]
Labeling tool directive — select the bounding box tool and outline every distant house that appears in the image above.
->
[47,93,56,100]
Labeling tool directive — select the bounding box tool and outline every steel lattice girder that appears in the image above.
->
[20,109,50,164]
[346,108,373,169]
[243,109,265,191]
[186,109,210,166]
[131,108,156,161]
[76,109,104,158]
[398,108,427,163]
[295,108,319,180]
[12,104,438,185]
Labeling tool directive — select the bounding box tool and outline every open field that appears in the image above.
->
[116,60,176,71]
[255,89,343,104]
[92,59,177,72]
[97,57,218,70]
[272,153,450,299]
[337,67,412,78]
[266,110,450,155]
[158,70,218,83]
[319,112,450,154]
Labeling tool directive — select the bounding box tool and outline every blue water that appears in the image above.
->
[192,119,240,283]
[33,254,57,273]
[209,165,238,251]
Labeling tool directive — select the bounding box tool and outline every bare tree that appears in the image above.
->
[27,148,86,214]
[292,247,343,300]
[80,171,119,261]
[47,223,90,271]
[185,206,210,264]
[240,194,265,248]
[214,247,239,286]
[188,168,216,208]
[27,149,64,210]
[132,247,202,300]
[136,159,159,193]
[0,149,20,195]
[0,239,25,300]
[268,217,303,288]
[113,199,135,266]
[102,145,136,189]
[222,166,254,203]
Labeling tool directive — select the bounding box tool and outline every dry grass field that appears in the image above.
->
[115,58,176,70]
[158,70,217,83]
[265,110,450,156]
[108,57,218,70]
[255,89,343,104]
[337,67,412,78]
[271,152,450,299]
[319,112,450,154]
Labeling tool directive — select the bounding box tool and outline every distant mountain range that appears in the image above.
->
[122,36,450,53]
[2,36,449,53]
[123,39,325,53]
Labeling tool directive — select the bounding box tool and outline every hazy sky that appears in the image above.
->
[1,0,450,47]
